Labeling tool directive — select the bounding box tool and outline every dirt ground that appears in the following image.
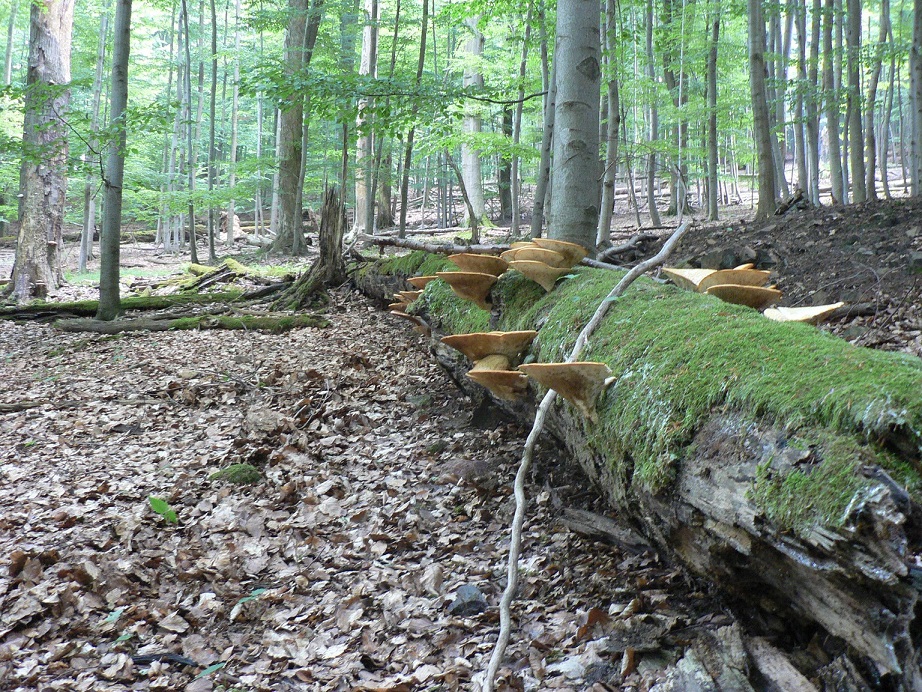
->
[0,197,920,690]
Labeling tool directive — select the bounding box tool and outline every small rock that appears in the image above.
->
[447,584,488,616]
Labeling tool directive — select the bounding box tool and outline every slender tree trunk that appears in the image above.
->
[881,22,896,199]
[597,0,620,244]
[399,0,428,238]
[80,2,109,273]
[461,16,487,225]
[207,0,217,260]
[510,8,532,236]
[806,0,821,203]
[911,0,922,195]
[530,2,553,238]
[864,0,889,201]
[352,0,378,236]
[96,0,131,321]
[794,0,809,196]
[224,0,241,247]
[3,0,19,85]
[845,0,866,201]
[706,0,720,220]
[750,0,778,218]
[824,0,845,203]
[645,0,662,227]
[9,0,74,302]
[549,0,600,251]
[181,0,198,263]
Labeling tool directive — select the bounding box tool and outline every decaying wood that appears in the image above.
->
[597,232,658,262]
[357,233,508,256]
[746,637,818,691]
[558,508,651,554]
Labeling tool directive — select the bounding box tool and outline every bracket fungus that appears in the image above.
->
[511,246,568,267]
[531,238,589,267]
[435,271,497,310]
[705,284,783,309]
[440,330,538,363]
[388,302,409,313]
[407,275,439,289]
[500,248,525,263]
[466,369,529,400]
[507,260,572,292]
[517,362,615,421]
[447,253,509,277]
[697,268,771,292]
[398,290,423,303]
[389,310,430,335]
[764,302,845,324]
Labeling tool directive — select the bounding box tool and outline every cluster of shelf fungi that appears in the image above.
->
[388,239,847,418]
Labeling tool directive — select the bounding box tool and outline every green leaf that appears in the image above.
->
[104,608,125,623]
[237,587,267,604]
[195,662,227,680]
[148,496,178,524]
[115,632,133,643]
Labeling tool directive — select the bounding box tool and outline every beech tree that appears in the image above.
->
[749,0,777,219]
[7,0,74,302]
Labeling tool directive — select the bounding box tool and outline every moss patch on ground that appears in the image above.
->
[377,254,922,533]
[1,290,245,319]
[209,463,262,485]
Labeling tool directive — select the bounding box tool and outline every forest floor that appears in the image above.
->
[0,196,920,691]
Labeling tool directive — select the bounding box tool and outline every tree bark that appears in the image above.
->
[461,16,487,226]
[96,0,131,321]
[824,0,845,203]
[706,0,720,221]
[910,0,922,196]
[3,0,19,85]
[749,0,778,218]
[864,0,889,202]
[530,6,554,239]
[645,0,662,228]
[596,0,620,245]
[845,0,866,202]
[181,0,198,263]
[548,0,600,253]
[9,0,74,303]
[351,0,378,237]
[398,0,428,238]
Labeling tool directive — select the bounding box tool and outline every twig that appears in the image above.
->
[482,221,691,691]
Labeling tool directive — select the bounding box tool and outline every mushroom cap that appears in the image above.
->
[507,260,572,292]
[517,361,614,421]
[435,271,497,310]
[511,246,568,267]
[531,238,589,266]
[388,302,409,313]
[510,241,536,249]
[500,248,524,262]
[471,354,512,371]
[466,369,529,400]
[697,269,771,292]
[705,284,783,309]
[447,253,509,277]
[733,263,755,270]
[440,330,538,362]
[407,275,439,289]
[661,267,716,292]
[763,302,845,324]
[399,290,423,303]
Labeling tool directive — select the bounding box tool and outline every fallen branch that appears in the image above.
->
[53,313,327,334]
[597,232,658,262]
[483,221,691,691]
[357,233,508,256]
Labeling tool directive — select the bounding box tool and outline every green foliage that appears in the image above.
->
[148,496,178,524]
[209,463,263,485]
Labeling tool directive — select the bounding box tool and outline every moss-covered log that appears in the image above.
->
[53,313,327,334]
[0,291,245,322]
[355,251,922,688]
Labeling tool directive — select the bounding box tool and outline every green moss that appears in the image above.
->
[415,280,490,334]
[169,314,327,332]
[209,463,262,485]
[1,291,245,319]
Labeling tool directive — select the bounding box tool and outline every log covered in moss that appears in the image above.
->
[357,251,922,688]
[53,313,327,334]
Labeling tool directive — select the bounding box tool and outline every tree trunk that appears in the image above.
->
[398,0,428,238]
[9,0,74,303]
[224,0,241,248]
[549,0,600,253]
[806,0,822,204]
[510,8,532,236]
[96,0,131,321]
[352,0,378,237]
[530,5,554,239]
[498,106,513,221]
[596,0,620,245]
[706,0,720,221]
[845,0,866,202]
[824,0,845,203]
[749,0,778,218]
[181,0,198,263]
[910,0,922,196]
[80,1,109,274]
[461,16,487,226]
[645,0,662,228]
[3,0,19,85]
[207,0,218,260]
[864,0,889,202]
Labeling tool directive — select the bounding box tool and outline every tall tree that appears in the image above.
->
[8,0,75,302]
[596,0,620,244]
[864,0,889,201]
[4,0,19,85]
[749,0,778,218]
[352,0,378,236]
[96,0,132,321]
[181,0,199,263]
[225,0,241,247]
[644,0,661,227]
[911,0,922,195]
[845,0,865,201]
[549,0,600,251]
[705,0,720,221]
[398,0,428,238]
[461,16,487,226]
[530,0,553,238]
[824,0,845,202]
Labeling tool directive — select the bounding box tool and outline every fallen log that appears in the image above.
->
[53,313,327,334]
[354,250,922,689]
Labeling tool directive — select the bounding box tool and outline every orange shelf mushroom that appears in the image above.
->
[517,361,615,421]
[507,260,572,292]
[697,268,771,292]
[511,246,568,267]
[398,290,423,303]
[763,302,845,324]
[435,271,497,310]
[388,310,430,335]
[531,238,589,267]
[440,330,538,363]
[447,253,509,277]
[466,369,529,400]
[407,275,439,289]
[705,284,782,310]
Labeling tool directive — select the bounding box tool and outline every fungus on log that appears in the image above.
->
[435,272,497,310]
[511,247,568,267]
[388,310,430,335]
[764,303,846,324]
[398,290,423,303]
[705,284,783,309]
[531,238,590,266]
[447,253,509,277]
[407,276,439,289]
[466,369,529,400]
[507,260,572,292]
[440,331,538,363]
[696,268,772,292]
[517,362,615,422]
[661,267,717,292]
